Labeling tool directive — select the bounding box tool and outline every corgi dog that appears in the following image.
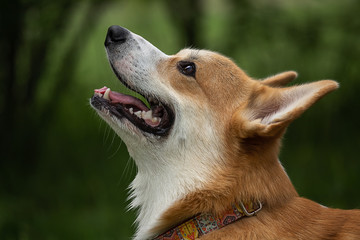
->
[90,26,360,240]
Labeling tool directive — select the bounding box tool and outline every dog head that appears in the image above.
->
[91,26,337,160]
[90,26,338,238]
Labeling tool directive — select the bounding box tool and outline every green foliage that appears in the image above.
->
[1,0,360,239]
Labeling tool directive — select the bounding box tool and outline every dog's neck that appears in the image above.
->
[125,128,225,240]
[125,134,298,240]
[149,141,298,238]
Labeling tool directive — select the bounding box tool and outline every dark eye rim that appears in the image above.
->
[177,61,196,78]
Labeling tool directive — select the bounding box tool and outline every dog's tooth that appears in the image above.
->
[151,117,161,123]
[129,108,134,114]
[134,111,142,118]
[142,110,153,120]
[103,88,111,100]
[95,92,103,97]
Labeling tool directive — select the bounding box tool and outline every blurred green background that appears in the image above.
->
[1,0,359,239]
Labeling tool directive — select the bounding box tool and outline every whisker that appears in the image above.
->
[103,125,111,144]
[108,134,122,158]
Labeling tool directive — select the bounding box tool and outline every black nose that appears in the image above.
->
[105,25,130,47]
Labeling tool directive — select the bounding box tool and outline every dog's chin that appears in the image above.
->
[90,87,175,138]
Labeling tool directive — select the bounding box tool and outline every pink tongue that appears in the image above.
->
[94,86,108,94]
[95,87,149,111]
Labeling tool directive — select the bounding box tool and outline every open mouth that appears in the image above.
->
[91,86,174,136]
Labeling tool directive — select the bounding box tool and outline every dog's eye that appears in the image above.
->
[177,61,196,78]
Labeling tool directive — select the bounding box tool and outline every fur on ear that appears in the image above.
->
[261,71,298,87]
[233,80,339,138]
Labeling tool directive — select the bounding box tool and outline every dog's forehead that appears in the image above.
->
[175,48,217,61]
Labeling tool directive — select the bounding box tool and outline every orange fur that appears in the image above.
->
[261,71,298,87]
[151,51,360,239]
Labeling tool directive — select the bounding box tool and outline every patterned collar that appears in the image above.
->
[152,201,262,240]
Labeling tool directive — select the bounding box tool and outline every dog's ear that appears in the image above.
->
[261,71,298,87]
[232,80,339,138]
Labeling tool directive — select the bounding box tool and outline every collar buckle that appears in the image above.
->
[239,200,263,217]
